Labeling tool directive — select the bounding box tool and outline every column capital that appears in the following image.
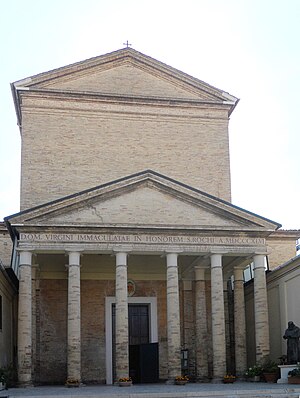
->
[182,280,192,291]
[194,266,208,281]
[166,252,179,267]
[253,254,266,269]
[114,251,128,266]
[234,266,245,281]
[66,251,82,267]
[18,250,33,266]
[210,253,223,268]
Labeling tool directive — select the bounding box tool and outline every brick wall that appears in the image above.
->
[266,232,298,269]
[20,90,231,210]
[0,223,13,267]
[38,279,67,383]
[37,277,169,383]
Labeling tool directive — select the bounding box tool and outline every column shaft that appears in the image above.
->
[18,251,33,385]
[234,267,247,376]
[166,253,181,380]
[31,265,38,380]
[67,251,81,382]
[195,267,208,380]
[253,254,270,363]
[115,252,129,381]
[210,253,226,379]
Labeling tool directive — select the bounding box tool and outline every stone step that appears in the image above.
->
[1,383,300,398]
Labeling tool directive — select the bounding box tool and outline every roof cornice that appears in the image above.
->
[11,48,239,123]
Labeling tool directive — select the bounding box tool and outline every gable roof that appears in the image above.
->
[5,170,281,237]
[11,48,239,127]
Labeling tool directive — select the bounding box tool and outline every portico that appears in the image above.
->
[12,216,275,385]
[5,170,280,385]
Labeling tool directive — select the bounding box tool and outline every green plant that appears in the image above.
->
[278,355,287,365]
[262,359,278,373]
[0,364,17,388]
[119,377,132,382]
[223,374,236,379]
[288,365,300,377]
[175,375,189,381]
[245,364,262,377]
[65,378,80,386]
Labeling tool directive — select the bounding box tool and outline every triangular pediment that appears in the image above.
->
[6,171,280,233]
[12,48,238,105]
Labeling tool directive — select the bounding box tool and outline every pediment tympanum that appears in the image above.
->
[6,171,280,233]
[12,48,238,106]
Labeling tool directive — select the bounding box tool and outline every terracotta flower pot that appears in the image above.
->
[175,380,187,385]
[119,381,132,387]
[223,378,236,383]
[263,372,278,383]
[288,376,300,384]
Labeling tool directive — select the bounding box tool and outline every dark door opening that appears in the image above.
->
[129,304,149,345]
[112,303,159,383]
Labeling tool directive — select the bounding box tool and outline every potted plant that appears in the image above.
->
[65,378,80,387]
[223,374,236,383]
[118,377,132,386]
[245,364,262,382]
[288,365,300,384]
[0,374,5,391]
[262,359,279,383]
[175,375,189,385]
[0,364,16,389]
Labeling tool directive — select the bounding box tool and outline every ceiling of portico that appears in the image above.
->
[35,252,243,281]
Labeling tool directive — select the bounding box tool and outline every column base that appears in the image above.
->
[211,378,223,383]
[165,379,176,384]
[18,381,34,388]
[196,376,210,383]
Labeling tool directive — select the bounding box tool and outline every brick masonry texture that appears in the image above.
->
[0,224,13,266]
[19,62,232,210]
[36,277,169,383]
[267,239,298,269]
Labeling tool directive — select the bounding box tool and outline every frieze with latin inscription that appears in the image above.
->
[19,232,265,246]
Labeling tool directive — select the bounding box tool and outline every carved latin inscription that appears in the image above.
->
[19,233,265,246]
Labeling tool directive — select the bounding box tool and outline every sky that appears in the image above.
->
[0,0,299,230]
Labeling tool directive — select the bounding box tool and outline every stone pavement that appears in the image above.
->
[1,382,300,398]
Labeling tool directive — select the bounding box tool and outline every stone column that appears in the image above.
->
[66,251,81,382]
[31,264,39,380]
[223,279,231,373]
[166,253,181,380]
[234,267,247,376]
[195,266,208,380]
[18,250,33,386]
[210,253,226,380]
[253,254,270,363]
[115,252,129,381]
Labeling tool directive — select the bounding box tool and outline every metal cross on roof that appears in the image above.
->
[123,40,132,48]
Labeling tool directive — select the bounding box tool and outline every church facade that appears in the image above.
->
[3,48,299,385]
